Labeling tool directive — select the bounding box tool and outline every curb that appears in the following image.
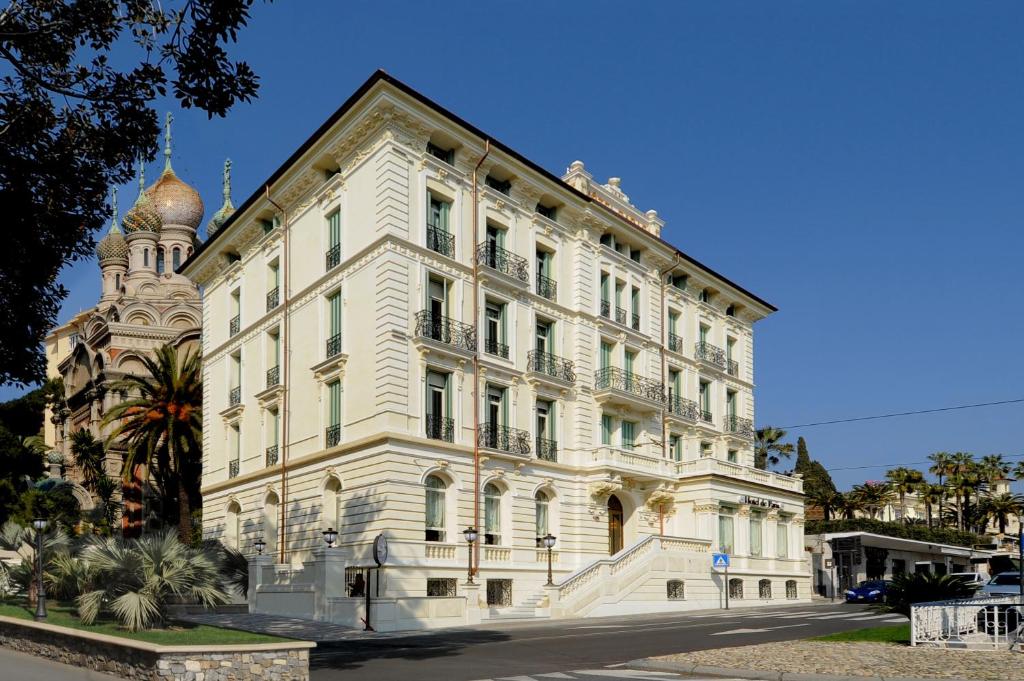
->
[627,658,972,681]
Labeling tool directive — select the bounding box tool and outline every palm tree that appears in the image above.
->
[928,451,953,526]
[103,344,202,543]
[885,467,924,523]
[946,452,976,531]
[850,482,895,520]
[917,483,945,529]
[978,454,1011,492]
[69,429,106,493]
[754,426,795,470]
[807,488,843,521]
[979,492,1023,535]
[838,491,865,519]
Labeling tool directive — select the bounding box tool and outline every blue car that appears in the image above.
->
[845,579,890,603]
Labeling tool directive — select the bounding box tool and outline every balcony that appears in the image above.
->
[229,386,241,407]
[593,367,664,409]
[667,333,683,354]
[426,225,454,258]
[478,423,531,456]
[266,287,280,312]
[325,243,341,270]
[326,333,342,358]
[615,306,628,325]
[695,341,728,370]
[600,300,611,319]
[413,310,476,355]
[325,424,341,448]
[666,394,700,422]
[676,457,803,493]
[536,273,557,301]
[265,445,279,467]
[589,446,676,479]
[536,437,558,462]
[266,365,280,389]
[229,315,240,337]
[700,409,713,424]
[727,359,739,377]
[484,337,509,359]
[476,243,529,285]
[631,312,640,331]
[726,414,755,439]
[425,414,454,443]
[228,459,239,478]
[526,350,576,384]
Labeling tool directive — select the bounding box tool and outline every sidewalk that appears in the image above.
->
[631,641,1017,681]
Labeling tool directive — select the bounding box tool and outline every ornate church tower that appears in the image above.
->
[96,188,128,304]
[123,163,163,290]
[207,158,236,238]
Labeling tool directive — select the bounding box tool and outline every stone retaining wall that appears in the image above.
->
[0,615,314,680]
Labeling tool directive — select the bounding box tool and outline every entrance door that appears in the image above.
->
[608,495,624,555]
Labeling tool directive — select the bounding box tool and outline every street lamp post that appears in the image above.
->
[32,518,48,621]
[463,527,478,584]
[542,534,557,586]
[254,537,266,555]
[322,527,338,549]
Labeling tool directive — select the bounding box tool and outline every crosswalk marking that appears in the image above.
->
[535,674,576,679]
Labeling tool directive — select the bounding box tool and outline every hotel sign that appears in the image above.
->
[742,495,781,509]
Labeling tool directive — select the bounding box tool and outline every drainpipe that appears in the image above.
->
[266,187,289,564]
[471,140,490,576]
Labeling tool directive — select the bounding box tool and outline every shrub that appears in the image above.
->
[805,518,982,548]
[879,572,975,618]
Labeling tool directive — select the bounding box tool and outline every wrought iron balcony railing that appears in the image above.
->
[600,300,611,319]
[326,424,341,448]
[615,306,628,325]
[426,225,454,258]
[726,415,755,439]
[667,333,683,353]
[478,422,531,455]
[425,414,454,443]
[229,315,240,337]
[325,243,341,270]
[414,311,477,352]
[527,350,576,382]
[266,287,280,312]
[632,312,640,331]
[536,273,557,301]
[695,341,728,369]
[265,445,279,467]
[536,437,558,462]
[666,394,700,420]
[727,359,739,377]
[484,337,509,359]
[594,367,664,402]
[701,409,713,423]
[228,459,239,478]
[266,365,280,389]
[229,386,241,407]
[476,243,529,284]
[326,333,342,358]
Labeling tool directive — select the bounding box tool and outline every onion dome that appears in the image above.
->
[96,188,129,264]
[123,163,163,235]
[206,158,235,238]
[146,112,204,229]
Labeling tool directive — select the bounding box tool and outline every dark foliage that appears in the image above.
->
[0,1,262,386]
[878,572,975,618]
[793,436,837,498]
[806,518,983,549]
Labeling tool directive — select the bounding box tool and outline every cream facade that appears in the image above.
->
[183,71,808,628]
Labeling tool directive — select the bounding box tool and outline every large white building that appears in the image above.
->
[182,71,808,629]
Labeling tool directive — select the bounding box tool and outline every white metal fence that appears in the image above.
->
[911,596,1024,649]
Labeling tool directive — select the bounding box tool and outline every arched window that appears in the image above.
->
[729,578,744,599]
[425,475,446,542]
[323,478,341,536]
[484,483,502,545]
[759,579,772,599]
[172,247,181,270]
[786,579,798,600]
[225,501,241,550]
[143,248,149,267]
[534,490,549,547]
[115,273,121,290]
[187,246,193,258]
[667,580,685,600]
[263,491,279,555]
[156,247,165,274]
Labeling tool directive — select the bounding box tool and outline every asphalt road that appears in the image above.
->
[0,646,124,681]
[311,601,900,681]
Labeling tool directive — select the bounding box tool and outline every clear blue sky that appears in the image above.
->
[10,1,1023,490]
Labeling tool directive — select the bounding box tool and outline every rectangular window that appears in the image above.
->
[624,350,636,376]
[699,324,709,344]
[426,142,454,165]
[699,380,711,417]
[328,380,341,428]
[629,248,641,263]
[486,385,507,429]
[536,400,554,440]
[601,414,613,445]
[326,210,341,270]
[485,300,508,358]
[671,273,688,290]
[668,310,679,335]
[485,175,511,195]
[777,521,789,558]
[727,449,738,463]
[630,287,640,329]
[535,320,551,354]
[669,434,682,461]
[718,512,734,554]
[425,370,452,442]
[600,233,614,248]
[427,578,457,598]
[600,341,612,370]
[326,291,342,357]
[621,421,636,450]
[727,390,737,418]
[428,192,451,233]
[701,441,713,457]
[750,513,763,557]
[669,369,682,400]
[536,203,556,220]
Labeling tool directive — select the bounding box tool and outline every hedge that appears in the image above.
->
[805,518,983,548]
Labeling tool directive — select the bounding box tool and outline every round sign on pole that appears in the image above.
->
[373,533,388,566]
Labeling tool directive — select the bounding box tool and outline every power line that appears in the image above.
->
[777,398,1024,430]
[825,453,1024,473]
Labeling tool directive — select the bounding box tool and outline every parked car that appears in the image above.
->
[978,572,1023,597]
[844,579,890,603]
[948,571,986,590]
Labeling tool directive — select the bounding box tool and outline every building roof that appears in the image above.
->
[181,70,777,312]
[810,531,995,558]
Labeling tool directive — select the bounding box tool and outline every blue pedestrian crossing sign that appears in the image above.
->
[712,553,730,569]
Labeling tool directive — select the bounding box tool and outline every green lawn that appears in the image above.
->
[813,623,910,644]
[0,601,290,645]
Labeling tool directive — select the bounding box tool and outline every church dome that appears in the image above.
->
[122,192,163,235]
[148,168,204,230]
[97,188,129,264]
[206,158,235,238]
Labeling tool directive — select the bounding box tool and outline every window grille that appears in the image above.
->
[427,578,458,598]
[786,579,798,600]
[486,579,513,607]
[667,580,685,600]
[729,578,744,599]
[759,579,772,600]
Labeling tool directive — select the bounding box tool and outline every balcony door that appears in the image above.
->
[608,494,624,555]
[536,321,550,354]
[426,370,450,440]
[428,277,447,318]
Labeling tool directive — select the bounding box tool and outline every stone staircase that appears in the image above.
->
[486,589,550,620]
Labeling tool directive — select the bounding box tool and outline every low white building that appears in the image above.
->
[182,71,809,630]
